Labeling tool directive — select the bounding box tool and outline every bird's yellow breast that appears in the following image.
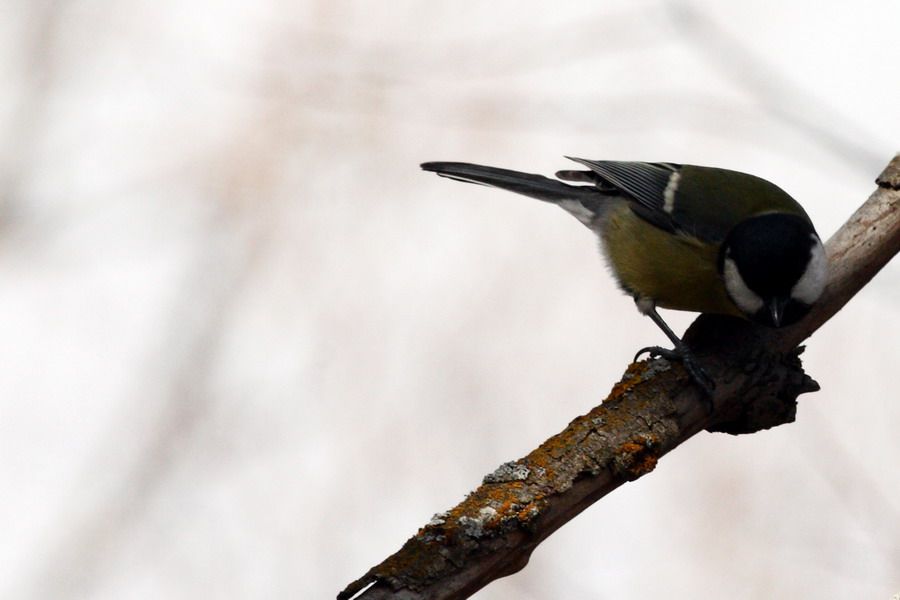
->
[599,204,742,316]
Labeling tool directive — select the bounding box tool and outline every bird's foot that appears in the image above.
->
[634,345,716,404]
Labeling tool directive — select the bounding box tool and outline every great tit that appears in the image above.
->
[421,158,828,393]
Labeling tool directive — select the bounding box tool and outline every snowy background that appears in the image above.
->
[1,1,898,599]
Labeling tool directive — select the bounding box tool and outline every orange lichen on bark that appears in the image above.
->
[608,362,652,398]
[613,435,660,480]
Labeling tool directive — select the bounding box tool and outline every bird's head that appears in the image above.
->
[720,213,827,327]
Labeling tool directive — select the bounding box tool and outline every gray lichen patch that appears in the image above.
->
[427,511,450,527]
[640,358,672,379]
[483,461,530,484]
[457,506,498,538]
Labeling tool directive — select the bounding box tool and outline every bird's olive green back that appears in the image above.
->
[670,166,811,242]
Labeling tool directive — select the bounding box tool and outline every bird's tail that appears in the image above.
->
[420,161,607,226]
[420,161,601,203]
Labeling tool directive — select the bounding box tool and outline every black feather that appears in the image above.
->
[564,158,682,233]
[421,162,597,203]
[565,158,677,212]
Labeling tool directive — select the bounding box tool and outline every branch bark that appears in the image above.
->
[339,155,900,600]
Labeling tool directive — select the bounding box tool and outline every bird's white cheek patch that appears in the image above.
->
[723,257,764,314]
[791,236,827,304]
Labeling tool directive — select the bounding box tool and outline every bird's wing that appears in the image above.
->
[564,158,683,235]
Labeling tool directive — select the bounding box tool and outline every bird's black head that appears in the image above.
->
[719,213,827,327]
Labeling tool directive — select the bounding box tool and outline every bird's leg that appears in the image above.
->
[632,299,716,400]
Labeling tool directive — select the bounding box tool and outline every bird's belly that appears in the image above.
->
[598,205,742,316]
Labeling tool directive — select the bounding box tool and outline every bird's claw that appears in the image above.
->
[634,345,716,405]
[634,345,679,362]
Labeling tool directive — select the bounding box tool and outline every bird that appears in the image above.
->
[420,157,828,395]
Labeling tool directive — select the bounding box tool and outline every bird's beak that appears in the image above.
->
[768,297,789,328]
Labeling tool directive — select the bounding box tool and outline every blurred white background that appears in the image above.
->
[1,1,898,599]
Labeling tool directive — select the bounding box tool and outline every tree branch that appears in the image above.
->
[339,155,900,600]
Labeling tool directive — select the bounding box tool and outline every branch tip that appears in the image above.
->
[875,153,900,189]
